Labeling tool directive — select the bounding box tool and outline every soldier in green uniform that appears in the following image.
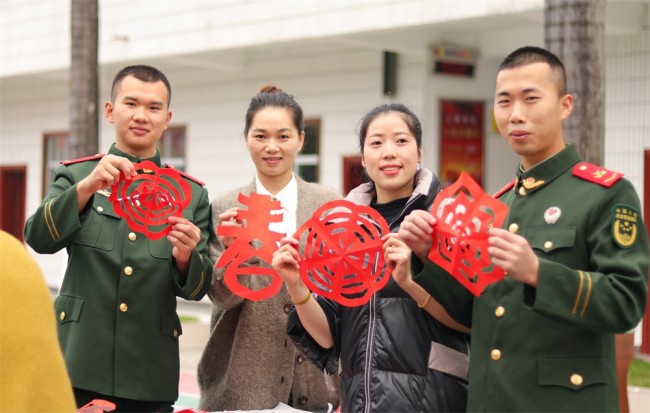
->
[398,46,649,411]
[24,65,213,412]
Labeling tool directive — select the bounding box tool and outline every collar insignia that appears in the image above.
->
[522,177,545,190]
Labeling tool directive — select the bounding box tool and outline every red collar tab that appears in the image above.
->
[572,162,623,188]
[493,178,516,198]
[164,163,205,186]
[60,154,105,165]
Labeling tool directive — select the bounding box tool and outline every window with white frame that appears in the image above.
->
[42,132,70,197]
[295,119,320,183]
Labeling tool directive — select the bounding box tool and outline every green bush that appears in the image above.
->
[628,358,650,388]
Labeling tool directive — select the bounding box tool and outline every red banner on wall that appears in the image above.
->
[439,100,484,188]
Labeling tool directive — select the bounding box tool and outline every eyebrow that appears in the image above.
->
[122,95,165,106]
[251,127,293,133]
[496,87,540,97]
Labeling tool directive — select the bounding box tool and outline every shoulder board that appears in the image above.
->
[164,163,205,186]
[572,162,623,188]
[493,178,516,198]
[60,154,105,165]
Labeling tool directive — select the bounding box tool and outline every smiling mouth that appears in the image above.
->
[380,166,401,171]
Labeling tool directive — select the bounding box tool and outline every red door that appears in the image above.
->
[0,166,27,242]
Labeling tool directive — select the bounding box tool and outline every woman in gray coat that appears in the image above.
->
[197,85,340,411]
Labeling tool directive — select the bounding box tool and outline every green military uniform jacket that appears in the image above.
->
[415,145,649,412]
[24,144,213,402]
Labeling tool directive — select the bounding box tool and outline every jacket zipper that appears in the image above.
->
[388,194,423,230]
[363,292,376,413]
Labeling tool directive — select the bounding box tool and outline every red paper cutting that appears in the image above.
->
[428,171,509,296]
[77,399,116,413]
[109,160,192,240]
[294,200,391,307]
[217,192,285,301]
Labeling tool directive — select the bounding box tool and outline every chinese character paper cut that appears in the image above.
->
[216,192,285,301]
[428,172,509,296]
[109,160,191,240]
[294,200,391,307]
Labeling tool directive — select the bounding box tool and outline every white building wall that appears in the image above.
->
[1,0,544,76]
[605,30,650,199]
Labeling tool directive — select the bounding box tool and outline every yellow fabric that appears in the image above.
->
[0,230,75,412]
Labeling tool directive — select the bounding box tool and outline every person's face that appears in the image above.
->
[246,107,304,184]
[494,62,573,170]
[362,112,422,203]
[105,75,172,158]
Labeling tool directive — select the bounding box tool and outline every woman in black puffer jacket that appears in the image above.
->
[272,103,470,412]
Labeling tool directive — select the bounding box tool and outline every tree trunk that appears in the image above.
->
[69,0,99,157]
[544,0,605,165]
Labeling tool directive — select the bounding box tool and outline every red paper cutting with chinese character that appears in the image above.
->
[294,200,391,307]
[217,192,285,301]
[109,160,191,240]
[428,172,509,296]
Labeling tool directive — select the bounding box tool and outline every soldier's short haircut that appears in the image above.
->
[498,46,568,96]
[110,65,172,105]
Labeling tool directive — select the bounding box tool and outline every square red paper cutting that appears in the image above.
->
[428,172,509,296]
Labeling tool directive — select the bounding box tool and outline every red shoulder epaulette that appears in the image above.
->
[60,154,105,165]
[164,163,205,186]
[493,178,516,198]
[572,162,623,188]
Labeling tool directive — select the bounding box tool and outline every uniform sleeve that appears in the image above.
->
[413,261,476,327]
[24,165,86,254]
[525,180,649,333]
[173,187,213,301]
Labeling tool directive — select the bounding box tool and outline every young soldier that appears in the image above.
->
[24,65,213,412]
[399,46,649,411]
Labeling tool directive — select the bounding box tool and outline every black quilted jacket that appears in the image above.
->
[287,169,470,413]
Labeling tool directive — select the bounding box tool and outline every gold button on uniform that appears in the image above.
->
[128,232,137,241]
[124,266,133,276]
[491,349,501,361]
[570,374,583,386]
[60,311,66,321]
[508,223,519,233]
[119,303,128,312]
[495,306,505,318]
[544,241,553,249]
[97,206,104,213]
[518,187,527,196]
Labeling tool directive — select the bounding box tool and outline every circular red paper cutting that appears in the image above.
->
[294,200,391,307]
[110,160,192,240]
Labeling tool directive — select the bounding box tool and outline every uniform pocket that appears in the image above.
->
[161,312,183,339]
[526,226,576,253]
[538,356,607,390]
[148,210,194,258]
[74,196,119,250]
[54,294,85,324]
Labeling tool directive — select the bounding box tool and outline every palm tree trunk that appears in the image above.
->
[69,0,99,157]
[545,0,605,165]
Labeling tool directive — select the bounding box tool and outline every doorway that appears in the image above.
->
[0,166,27,242]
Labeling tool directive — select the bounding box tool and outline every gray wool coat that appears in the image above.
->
[197,177,341,411]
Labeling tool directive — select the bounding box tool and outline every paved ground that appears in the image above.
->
[177,320,650,412]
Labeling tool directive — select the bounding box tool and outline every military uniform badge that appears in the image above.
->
[611,204,639,248]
